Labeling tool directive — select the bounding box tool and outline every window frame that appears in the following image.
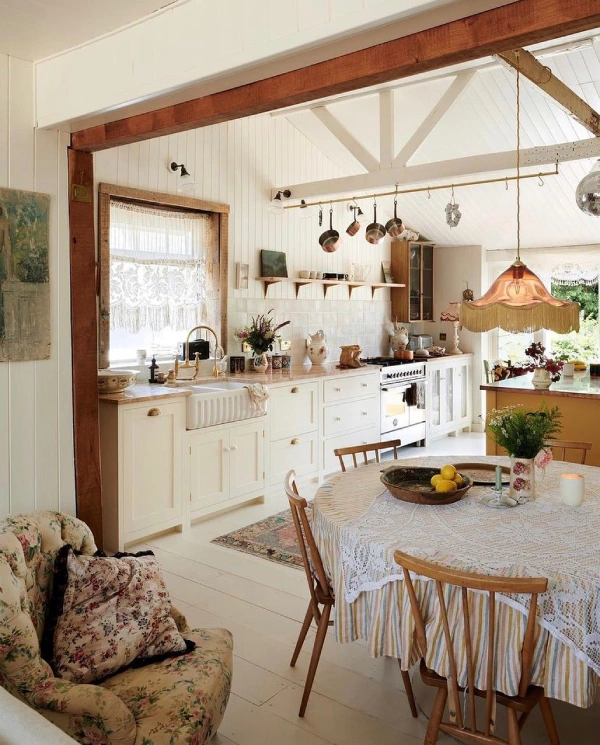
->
[97,183,229,369]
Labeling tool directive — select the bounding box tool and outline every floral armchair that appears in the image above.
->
[0,511,233,745]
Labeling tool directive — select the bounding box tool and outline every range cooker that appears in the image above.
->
[361,357,427,447]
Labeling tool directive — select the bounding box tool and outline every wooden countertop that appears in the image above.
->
[99,363,380,404]
[481,373,600,400]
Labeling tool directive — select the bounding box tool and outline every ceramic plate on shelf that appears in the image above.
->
[452,462,510,485]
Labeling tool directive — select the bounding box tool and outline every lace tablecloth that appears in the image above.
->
[313,455,600,705]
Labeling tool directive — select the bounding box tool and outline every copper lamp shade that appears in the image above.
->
[461,260,580,334]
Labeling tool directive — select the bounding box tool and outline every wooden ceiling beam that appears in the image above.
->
[71,0,600,152]
[498,48,600,136]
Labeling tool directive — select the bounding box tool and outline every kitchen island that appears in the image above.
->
[481,374,600,466]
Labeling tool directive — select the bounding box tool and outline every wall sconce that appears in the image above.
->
[170,162,195,192]
[170,162,190,177]
[269,189,291,214]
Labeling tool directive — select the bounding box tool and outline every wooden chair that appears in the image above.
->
[546,439,592,465]
[285,470,417,718]
[394,550,559,745]
[334,439,401,472]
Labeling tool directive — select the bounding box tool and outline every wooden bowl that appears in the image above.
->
[97,368,138,394]
[380,466,472,505]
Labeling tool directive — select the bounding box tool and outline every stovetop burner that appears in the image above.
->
[362,356,416,367]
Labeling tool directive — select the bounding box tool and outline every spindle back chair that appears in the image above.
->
[334,439,401,472]
[546,439,592,465]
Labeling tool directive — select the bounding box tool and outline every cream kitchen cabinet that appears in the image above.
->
[99,397,186,553]
[426,355,472,440]
[268,381,319,486]
[188,417,266,519]
[322,370,380,476]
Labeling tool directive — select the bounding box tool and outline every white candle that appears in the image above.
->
[559,474,585,506]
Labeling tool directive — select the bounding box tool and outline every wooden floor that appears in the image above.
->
[138,435,599,745]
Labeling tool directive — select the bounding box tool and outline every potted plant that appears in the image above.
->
[486,404,561,502]
[234,310,290,372]
[509,342,564,389]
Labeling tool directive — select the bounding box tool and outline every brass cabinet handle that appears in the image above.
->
[291,387,299,393]
[334,386,341,392]
[148,407,161,416]
[291,438,299,445]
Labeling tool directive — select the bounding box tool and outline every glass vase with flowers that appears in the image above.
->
[509,342,564,389]
[486,404,561,503]
[234,309,290,372]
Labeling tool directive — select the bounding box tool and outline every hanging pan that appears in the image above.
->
[319,207,341,253]
[385,195,404,237]
[365,200,386,245]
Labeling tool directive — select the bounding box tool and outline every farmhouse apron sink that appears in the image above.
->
[186,381,265,429]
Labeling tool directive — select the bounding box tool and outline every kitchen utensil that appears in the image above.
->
[380,466,471,505]
[346,205,360,236]
[452,462,510,485]
[351,263,370,282]
[365,201,386,245]
[385,196,403,237]
[319,207,341,253]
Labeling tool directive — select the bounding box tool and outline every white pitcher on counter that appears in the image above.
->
[389,322,409,353]
[307,330,329,366]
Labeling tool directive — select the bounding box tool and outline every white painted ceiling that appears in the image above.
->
[0,0,179,61]
[279,33,600,251]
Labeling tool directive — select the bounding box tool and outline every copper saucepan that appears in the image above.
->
[365,201,386,245]
[385,196,403,238]
[319,207,341,252]
[346,205,360,236]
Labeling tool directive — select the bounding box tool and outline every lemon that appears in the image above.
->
[431,474,444,487]
[440,464,457,481]
[435,479,458,494]
[453,473,464,487]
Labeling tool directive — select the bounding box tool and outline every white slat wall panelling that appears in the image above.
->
[0,56,74,518]
[8,56,36,515]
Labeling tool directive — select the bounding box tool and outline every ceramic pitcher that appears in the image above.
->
[307,330,329,366]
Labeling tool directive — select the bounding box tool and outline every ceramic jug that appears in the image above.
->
[307,330,329,366]
[252,353,269,373]
[390,324,409,353]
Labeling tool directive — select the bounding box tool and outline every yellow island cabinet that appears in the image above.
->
[481,374,600,467]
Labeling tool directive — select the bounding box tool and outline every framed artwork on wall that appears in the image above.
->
[236,262,249,289]
[260,249,288,278]
[381,260,394,284]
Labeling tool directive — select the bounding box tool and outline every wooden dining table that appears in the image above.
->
[312,455,600,707]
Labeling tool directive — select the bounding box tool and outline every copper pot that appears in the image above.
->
[365,202,385,245]
[319,207,341,253]
[385,197,403,237]
[346,205,360,236]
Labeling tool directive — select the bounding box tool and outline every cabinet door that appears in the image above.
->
[428,367,442,431]
[270,432,319,486]
[455,359,472,426]
[444,367,455,427]
[409,243,421,321]
[269,383,319,439]
[229,420,265,499]
[122,401,184,534]
[421,244,434,321]
[189,428,229,511]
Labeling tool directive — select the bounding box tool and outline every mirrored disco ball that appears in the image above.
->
[576,160,600,216]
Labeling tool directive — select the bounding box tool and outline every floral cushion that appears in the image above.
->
[0,511,233,745]
[43,547,194,684]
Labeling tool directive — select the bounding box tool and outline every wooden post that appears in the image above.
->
[68,148,103,546]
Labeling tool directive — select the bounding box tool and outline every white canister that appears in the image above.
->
[562,362,574,377]
[136,349,147,365]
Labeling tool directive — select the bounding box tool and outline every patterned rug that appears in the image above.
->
[211,508,304,569]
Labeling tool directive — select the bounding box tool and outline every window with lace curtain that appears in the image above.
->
[108,199,212,363]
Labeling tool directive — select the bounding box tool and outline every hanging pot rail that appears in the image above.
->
[281,164,559,210]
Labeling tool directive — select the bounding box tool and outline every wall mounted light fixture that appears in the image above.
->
[170,162,190,177]
[269,189,292,214]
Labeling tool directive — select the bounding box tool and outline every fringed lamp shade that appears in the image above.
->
[460,260,580,334]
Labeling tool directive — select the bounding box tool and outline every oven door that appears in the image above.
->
[380,382,411,435]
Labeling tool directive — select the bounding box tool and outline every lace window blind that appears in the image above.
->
[109,199,209,334]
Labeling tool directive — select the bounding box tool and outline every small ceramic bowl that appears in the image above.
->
[97,369,138,394]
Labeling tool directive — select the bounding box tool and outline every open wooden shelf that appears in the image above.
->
[255,276,406,299]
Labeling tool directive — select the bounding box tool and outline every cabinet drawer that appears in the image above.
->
[323,374,379,403]
[269,431,319,486]
[323,396,378,436]
[323,426,381,476]
[269,382,319,439]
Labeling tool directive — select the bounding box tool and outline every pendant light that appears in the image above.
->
[460,53,580,335]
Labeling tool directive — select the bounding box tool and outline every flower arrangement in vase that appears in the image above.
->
[509,342,565,389]
[234,309,290,372]
[486,404,561,502]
